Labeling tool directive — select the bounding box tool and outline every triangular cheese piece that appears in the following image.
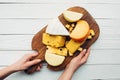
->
[46,18,69,36]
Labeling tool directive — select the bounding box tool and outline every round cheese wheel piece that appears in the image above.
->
[63,10,83,22]
[45,50,65,66]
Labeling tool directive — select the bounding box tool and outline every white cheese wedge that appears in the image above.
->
[45,50,65,66]
[46,18,69,36]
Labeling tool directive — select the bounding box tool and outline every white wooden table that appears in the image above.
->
[0,0,120,80]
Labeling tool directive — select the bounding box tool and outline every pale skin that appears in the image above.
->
[0,48,90,80]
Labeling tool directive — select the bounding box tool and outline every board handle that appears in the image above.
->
[24,63,40,74]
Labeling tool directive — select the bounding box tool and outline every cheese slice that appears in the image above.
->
[46,18,69,36]
[63,11,83,22]
[45,50,65,66]
[47,46,68,56]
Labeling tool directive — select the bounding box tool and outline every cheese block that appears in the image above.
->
[47,46,67,56]
[66,39,85,56]
[45,50,65,66]
[42,33,66,47]
[46,18,69,36]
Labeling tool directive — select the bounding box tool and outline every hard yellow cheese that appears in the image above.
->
[42,33,66,47]
[66,39,85,56]
[47,46,68,56]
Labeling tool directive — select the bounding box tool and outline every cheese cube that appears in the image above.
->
[87,35,92,39]
[90,29,95,36]
[42,33,66,47]
[78,47,83,51]
[66,39,85,56]
[71,23,75,28]
[65,24,71,29]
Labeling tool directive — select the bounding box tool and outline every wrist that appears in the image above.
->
[66,64,78,73]
[7,65,18,73]
[66,66,75,74]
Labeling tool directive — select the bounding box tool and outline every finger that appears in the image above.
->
[40,64,43,68]
[24,53,38,60]
[36,66,41,71]
[26,59,41,67]
[84,47,91,59]
[81,47,91,63]
[76,49,86,59]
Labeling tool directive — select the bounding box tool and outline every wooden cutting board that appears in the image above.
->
[25,6,100,74]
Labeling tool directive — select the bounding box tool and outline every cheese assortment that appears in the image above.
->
[42,10,95,67]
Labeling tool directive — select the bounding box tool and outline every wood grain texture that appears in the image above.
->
[25,6,100,74]
[1,50,120,66]
[0,0,120,3]
[0,4,120,18]
[5,65,120,80]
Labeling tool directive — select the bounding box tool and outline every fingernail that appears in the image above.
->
[37,59,41,62]
[83,49,86,52]
[83,49,86,55]
[35,52,38,54]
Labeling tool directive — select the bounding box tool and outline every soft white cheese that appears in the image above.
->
[45,50,65,66]
[46,18,69,36]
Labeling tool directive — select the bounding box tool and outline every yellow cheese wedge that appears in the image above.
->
[47,46,68,56]
[66,39,85,56]
[42,33,66,47]
[45,50,65,66]
[63,10,83,22]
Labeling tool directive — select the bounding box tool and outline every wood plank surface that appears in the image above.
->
[0,50,120,66]
[0,4,119,18]
[2,65,120,80]
[0,0,120,4]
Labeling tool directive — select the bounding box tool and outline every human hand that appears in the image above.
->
[67,47,91,72]
[9,53,42,72]
[58,48,91,80]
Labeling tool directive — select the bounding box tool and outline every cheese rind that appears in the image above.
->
[42,33,66,47]
[45,50,65,66]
